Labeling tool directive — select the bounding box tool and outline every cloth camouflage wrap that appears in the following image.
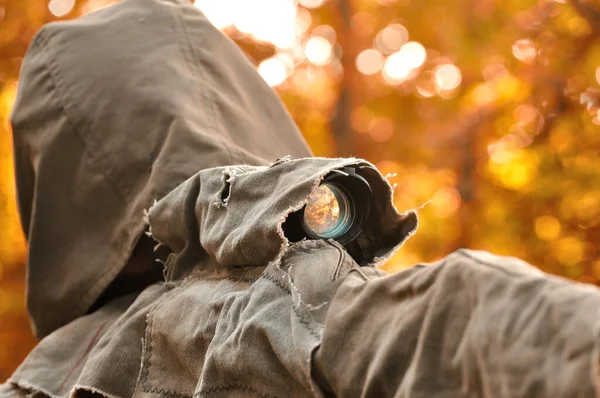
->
[4,0,600,397]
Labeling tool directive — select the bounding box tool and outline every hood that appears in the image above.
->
[10,0,312,338]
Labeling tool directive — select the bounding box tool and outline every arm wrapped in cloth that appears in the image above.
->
[314,249,600,397]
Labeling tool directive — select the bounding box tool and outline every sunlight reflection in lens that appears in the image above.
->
[304,185,341,235]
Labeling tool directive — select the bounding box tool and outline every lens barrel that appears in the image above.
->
[301,167,372,246]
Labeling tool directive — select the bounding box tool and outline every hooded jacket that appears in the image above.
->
[10,0,313,338]
[5,0,600,397]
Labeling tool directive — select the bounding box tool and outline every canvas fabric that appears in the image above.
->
[5,0,600,397]
[9,0,312,339]
[6,240,600,397]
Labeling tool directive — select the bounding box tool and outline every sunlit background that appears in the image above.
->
[1,0,600,380]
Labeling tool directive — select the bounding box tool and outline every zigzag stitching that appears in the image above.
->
[292,304,322,340]
[261,271,321,339]
[204,275,259,284]
[260,272,291,294]
[196,384,278,398]
[146,386,192,397]
[142,279,197,397]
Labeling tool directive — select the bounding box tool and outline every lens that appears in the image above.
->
[290,167,372,246]
[303,183,352,239]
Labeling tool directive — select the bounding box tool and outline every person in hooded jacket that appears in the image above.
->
[3,0,600,397]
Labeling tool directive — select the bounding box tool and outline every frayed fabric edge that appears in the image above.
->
[5,378,62,398]
[143,200,168,263]
[272,167,335,271]
[142,199,159,240]
[213,166,237,208]
[70,385,121,398]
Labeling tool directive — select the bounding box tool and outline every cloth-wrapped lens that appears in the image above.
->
[284,167,372,246]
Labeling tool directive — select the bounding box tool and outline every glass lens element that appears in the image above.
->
[303,183,352,238]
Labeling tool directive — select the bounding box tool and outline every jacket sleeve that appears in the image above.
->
[312,249,600,398]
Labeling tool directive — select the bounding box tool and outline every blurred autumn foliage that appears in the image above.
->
[1,0,600,381]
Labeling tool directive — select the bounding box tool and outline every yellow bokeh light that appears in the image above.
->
[470,83,497,106]
[295,8,312,34]
[368,117,394,142]
[399,42,426,69]
[375,24,408,54]
[0,81,17,118]
[382,42,426,84]
[488,136,517,164]
[482,63,508,81]
[535,215,561,241]
[350,12,376,38]
[383,42,427,84]
[355,49,384,75]
[48,0,75,17]
[549,123,574,154]
[350,106,374,133]
[304,36,333,66]
[557,237,585,266]
[513,104,538,124]
[567,15,591,37]
[384,251,423,273]
[488,148,539,190]
[196,0,299,49]
[512,39,536,64]
[434,64,462,92]
[376,160,403,178]
[383,41,427,84]
[576,193,600,223]
[383,52,412,83]
[431,187,461,218]
[252,1,298,48]
[416,77,436,98]
[0,83,27,269]
[312,25,336,44]
[194,0,234,29]
[258,57,290,87]
[494,74,528,102]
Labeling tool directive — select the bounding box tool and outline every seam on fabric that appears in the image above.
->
[291,304,322,340]
[180,13,245,164]
[141,291,178,396]
[204,274,260,284]
[141,276,198,397]
[331,242,347,281]
[168,2,239,165]
[33,29,135,333]
[35,30,127,202]
[54,321,107,396]
[197,384,279,398]
[268,254,326,333]
[274,259,326,329]
[261,271,292,294]
[144,386,191,397]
